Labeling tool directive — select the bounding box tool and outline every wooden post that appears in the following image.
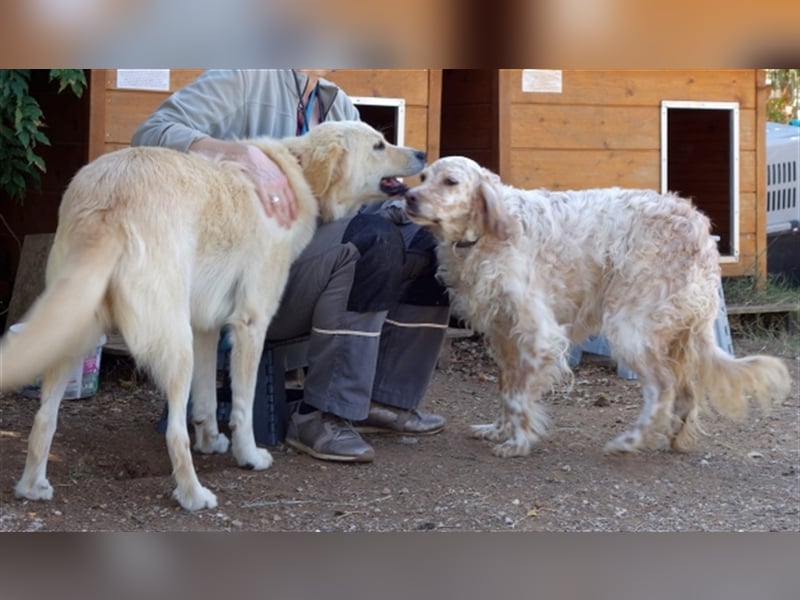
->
[755,69,770,290]
[87,69,108,161]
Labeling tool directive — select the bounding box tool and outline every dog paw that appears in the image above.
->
[491,439,533,458]
[194,433,230,455]
[14,479,54,501]
[237,447,273,471]
[173,485,218,511]
[470,423,507,442]
[603,431,642,455]
[669,430,697,453]
[669,419,704,453]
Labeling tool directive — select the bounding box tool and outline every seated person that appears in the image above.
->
[132,69,450,463]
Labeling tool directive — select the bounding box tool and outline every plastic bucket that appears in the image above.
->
[9,323,106,400]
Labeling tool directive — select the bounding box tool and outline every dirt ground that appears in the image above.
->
[0,330,797,532]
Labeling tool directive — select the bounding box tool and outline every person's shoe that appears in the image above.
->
[354,402,446,435]
[286,409,375,462]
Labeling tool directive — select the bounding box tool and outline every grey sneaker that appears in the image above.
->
[286,409,375,462]
[354,402,446,436]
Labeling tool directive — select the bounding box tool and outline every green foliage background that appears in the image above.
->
[766,68,800,123]
[0,70,87,203]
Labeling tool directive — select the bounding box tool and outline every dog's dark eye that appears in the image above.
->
[373,141,386,150]
[445,177,458,186]
[420,172,427,182]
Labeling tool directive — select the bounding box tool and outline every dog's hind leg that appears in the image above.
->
[191,328,230,455]
[14,360,74,501]
[603,374,675,454]
[163,351,218,510]
[601,318,679,453]
[668,329,714,452]
[226,315,272,471]
[669,385,704,452]
[139,321,217,511]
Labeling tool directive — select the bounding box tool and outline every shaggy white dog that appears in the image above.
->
[406,156,791,458]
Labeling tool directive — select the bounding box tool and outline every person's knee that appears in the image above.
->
[402,228,448,306]
[402,228,438,280]
[342,214,406,312]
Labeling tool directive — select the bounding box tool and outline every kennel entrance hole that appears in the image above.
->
[661,101,740,261]
[351,96,406,146]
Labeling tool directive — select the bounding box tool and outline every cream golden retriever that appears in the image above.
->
[405,156,791,458]
[0,120,426,511]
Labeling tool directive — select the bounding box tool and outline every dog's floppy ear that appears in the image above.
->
[476,169,513,241]
[298,136,346,208]
[479,167,501,186]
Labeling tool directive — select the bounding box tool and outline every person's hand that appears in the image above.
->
[190,138,298,228]
[238,144,298,228]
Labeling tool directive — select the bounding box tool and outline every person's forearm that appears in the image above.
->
[188,138,267,176]
[189,136,239,158]
[131,71,248,150]
[131,118,205,151]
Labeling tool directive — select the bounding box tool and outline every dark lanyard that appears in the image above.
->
[300,85,318,134]
[295,73,319,135]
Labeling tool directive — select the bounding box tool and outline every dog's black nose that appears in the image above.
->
[415,151,426,162]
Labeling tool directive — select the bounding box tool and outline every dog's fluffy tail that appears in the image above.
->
[0,233,123,391]
[697,345,792,419]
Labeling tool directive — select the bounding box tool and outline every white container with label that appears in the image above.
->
[9,323,106,400]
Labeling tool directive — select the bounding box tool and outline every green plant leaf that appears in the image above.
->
[31,128,49,145]
[30,154,46,173]
[6,71,29,101]
[1,69,83,203]
[49,69,87,98]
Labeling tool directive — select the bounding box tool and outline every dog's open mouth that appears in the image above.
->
[380,177,409,197]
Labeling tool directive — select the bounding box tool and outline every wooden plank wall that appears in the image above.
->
[327,69,440,162]
[89,69,439,162]
[86,68,767,280]
[89,69,204,159]
[498,69,765,278]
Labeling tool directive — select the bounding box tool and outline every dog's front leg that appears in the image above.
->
[470,358,512,442]
[191,329,230,454]
[227,317,272,471]
[491,384,551,458]
[482,332,556,458]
